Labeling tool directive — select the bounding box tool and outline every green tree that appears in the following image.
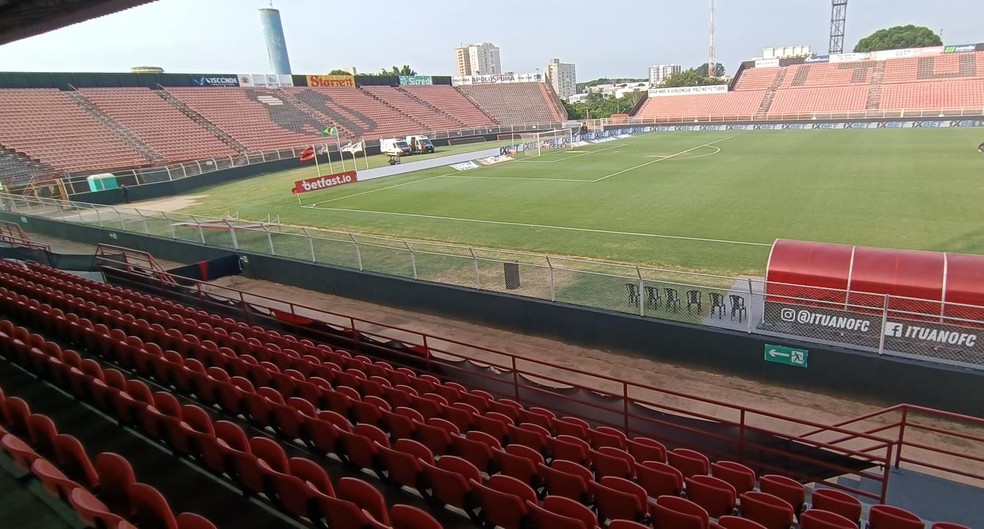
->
[854,25,942,52]
[327,69,352,76]
[695,62,726,77]
[562,90,645,120]
[378,65,417,76]
[660,69,720,88]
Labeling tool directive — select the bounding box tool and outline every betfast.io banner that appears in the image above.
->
[292,171,358,194]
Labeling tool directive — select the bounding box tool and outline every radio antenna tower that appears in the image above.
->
[708,0,716,76]
[829,0,848,55]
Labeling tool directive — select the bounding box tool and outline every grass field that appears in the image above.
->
[175,128,984,276]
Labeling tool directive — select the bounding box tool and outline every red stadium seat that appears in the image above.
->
[867,504,925,529]
[810,489,862,527]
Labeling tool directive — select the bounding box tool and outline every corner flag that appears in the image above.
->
[299,146,316,162]
[321,125,339,138]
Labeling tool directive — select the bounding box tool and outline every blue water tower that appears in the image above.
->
[259,7,292,75]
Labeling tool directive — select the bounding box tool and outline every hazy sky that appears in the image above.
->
[0,0,981,80]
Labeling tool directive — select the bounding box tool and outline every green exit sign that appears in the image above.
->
[764,344,808,368]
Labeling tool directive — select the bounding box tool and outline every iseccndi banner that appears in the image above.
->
[292,171,358,194]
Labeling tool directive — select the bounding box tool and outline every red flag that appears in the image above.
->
[299,146,315,163]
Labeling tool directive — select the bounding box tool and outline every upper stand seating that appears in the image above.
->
[165,87,330,151]
[634,91,766,121]
[401,85,498,127]
[361,86,463,131]
[0,89,148,173]
[287,87,422,140]
[80,88,239,162]
[456,83,566,125]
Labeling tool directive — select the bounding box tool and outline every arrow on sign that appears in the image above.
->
[767,349,790,359]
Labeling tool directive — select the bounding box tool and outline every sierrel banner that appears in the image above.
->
[399,75,433,86]
[192,74,240,87]
[754,58,780,68]
[292,171,358,194]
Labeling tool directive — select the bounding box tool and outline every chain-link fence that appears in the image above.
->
[5,192,984,371]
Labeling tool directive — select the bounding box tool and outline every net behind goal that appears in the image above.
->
[513,128,575,157]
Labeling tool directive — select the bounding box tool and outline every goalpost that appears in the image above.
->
[514,128,575,158]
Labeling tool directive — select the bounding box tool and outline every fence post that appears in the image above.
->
[109,206,124,229]
[137,209,149,234]
[894,406,908,469]
[405,241,417,280]
[636,266,644,317]
[878,294,890,355]
[469,248,481,289]
[224,220,239,250]
[546,256,556,302]
[349,233,363,271]
[161,212,177,239]
[747,278,754,333]
[265,225,275,255]
[191,215,205,246]
[303,228,316,262]
[165,166,173,181]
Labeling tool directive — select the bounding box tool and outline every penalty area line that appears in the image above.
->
[305,206,772,247]
[592,136,733,182]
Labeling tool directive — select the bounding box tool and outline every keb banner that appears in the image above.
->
[307,75,356,87]
[292,171,358,194]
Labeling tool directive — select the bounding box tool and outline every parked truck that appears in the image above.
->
[406,135,435,154]
[380,138,412,156]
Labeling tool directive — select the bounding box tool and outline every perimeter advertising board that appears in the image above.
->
[306,75,356,87]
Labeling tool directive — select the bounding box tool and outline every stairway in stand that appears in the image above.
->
[154,88,249,154]
[865,62,887,110]
[754,67,788,119]
[64,89,164,164]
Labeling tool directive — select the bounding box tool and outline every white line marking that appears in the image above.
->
[306,174,449,207]
[309,206,771,247]
[439,175,591,182]
[514,144,624,163]
[592,136,733,182]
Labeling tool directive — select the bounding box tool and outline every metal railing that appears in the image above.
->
[7,192,984,371]
[54,121,570,194]
[96,249,984,502]
[92,250,901,502]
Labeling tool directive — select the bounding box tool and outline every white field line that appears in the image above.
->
[592,136,734,182]
[307,206,771,247]
[306,174,449,207]
[513,144,625,163]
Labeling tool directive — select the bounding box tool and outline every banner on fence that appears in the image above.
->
[762,302,984,363]
[645,120,984,133]
[944,44,977,54]
[754,58,781,68]
[191,74,240,87]
[307,75,356,87]
[291,170,358,194]
[450,161,480,171]
[647,84,728,97]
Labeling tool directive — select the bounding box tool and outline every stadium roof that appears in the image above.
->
[0,0,155,46]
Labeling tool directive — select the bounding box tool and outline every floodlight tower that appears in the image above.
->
[829,0,848,55]
[708,0,716,76]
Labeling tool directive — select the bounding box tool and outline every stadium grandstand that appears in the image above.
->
[634,49,984,121]
[1,2,983,529]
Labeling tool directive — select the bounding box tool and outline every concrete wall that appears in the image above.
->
[8,212,983,418]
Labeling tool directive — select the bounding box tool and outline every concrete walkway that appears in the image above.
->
[357,147,502,182]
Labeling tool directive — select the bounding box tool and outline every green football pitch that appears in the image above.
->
[174,128,984,276]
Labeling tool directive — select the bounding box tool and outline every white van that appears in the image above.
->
[380,138,412,156]
[406,135,435,154]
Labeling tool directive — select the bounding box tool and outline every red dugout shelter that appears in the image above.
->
[765,239,984,324]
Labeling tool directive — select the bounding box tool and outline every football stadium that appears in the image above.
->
[1,1,983,529]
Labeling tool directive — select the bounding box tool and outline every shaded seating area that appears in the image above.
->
[401,85,498,127]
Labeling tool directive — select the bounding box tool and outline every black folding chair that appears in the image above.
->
[644,286,662,308]
[664,288,681,312]
[730,295,747,322]
[626,283,640,304]
[686,290,702,313]
[709,293,726,318]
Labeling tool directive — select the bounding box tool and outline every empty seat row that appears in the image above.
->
[0,388,216,529]
[1,262,967,529]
